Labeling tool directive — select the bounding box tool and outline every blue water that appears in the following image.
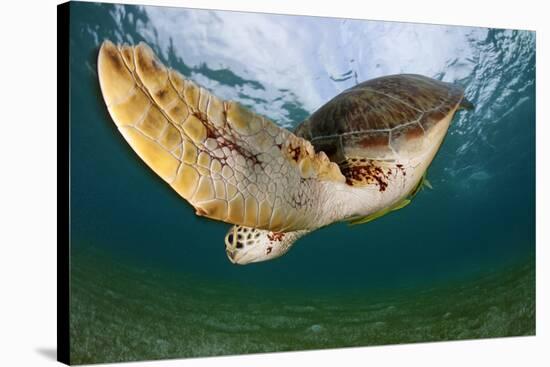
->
[68,2,535,364]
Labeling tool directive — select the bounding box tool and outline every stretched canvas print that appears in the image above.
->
[58,1,536,365]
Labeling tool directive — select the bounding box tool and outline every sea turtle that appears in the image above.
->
[97,41,473,265]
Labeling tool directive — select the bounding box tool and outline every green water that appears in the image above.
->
[67,2,536,364]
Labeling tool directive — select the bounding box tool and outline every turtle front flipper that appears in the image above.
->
[98,41,344,232]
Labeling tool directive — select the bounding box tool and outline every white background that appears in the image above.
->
[0,0,547,365]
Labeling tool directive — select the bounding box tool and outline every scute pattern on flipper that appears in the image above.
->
[98,41,344,232]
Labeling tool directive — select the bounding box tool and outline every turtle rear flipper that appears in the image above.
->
[459,97,474,110]
[98,41,344,232]
[347,198,412,226]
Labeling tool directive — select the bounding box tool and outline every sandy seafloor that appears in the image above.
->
[68,2,535,364]
[71,246,534,363]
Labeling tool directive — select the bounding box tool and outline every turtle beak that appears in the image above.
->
[224,228,257,265]
[232,252,257,265]
[225,249,238,263]
[226,247,258,265]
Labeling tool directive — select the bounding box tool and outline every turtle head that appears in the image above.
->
[224,225,307,265]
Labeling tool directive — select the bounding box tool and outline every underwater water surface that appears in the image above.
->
[68,2,535,364]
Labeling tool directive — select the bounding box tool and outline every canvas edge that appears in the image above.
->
[57,1,71,365]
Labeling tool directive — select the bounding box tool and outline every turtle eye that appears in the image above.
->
[225,233,234,249]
